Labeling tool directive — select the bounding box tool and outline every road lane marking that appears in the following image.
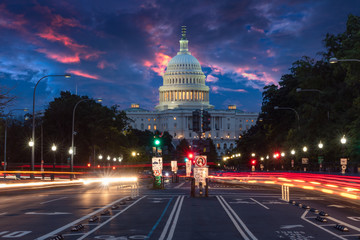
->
[40,196,68,204]
[159,196,183,240]
[280,225,304,229]
[147,197,174,238]
[249,198,269,210]
[0,212,7,215]
[348,216,360,221]
[25,212,71,215]
[35,195,133,240]
[174,182,185,189]
[300,210,347,240]
[217,196,257,240]
[167,196,184,240]
[76,196,146,240]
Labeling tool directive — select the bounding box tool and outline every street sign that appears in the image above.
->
[340,158,348,165]
[301,158,309,164]
[186,160,192,177]
[171,161,178,172]
[152,157,163,171]
[318,156,324,164]
[194,167,208,186]
[153,169,162,176]
[291,159,294,168]
[195,155,207,167]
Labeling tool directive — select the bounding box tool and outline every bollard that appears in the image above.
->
[191,177,195,197]
[205,178,209,197]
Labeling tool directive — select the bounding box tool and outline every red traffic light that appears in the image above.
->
[273,152,280,159]
[87,163,91,167]
[188,153,194,159]
[251,159,257,165]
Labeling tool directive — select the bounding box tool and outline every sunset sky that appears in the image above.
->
[1,0,360,113]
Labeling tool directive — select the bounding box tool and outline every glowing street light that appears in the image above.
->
[341,135,347,144]
[329,57,360,64]
[290,149,296,155]
[281,152,285,157]
[251,153,256,157]
[303,146,308,152]
[51,144,57,152]
[69,148,73,155]
[107,156,111,161]
[131,151,137,157]
[318,141,323,149]
[98,154,103,160]
[28,139,34,147]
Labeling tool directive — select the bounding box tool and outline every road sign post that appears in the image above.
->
[186,160,192,177]
[340,158,348,174]
[152,157,163,188]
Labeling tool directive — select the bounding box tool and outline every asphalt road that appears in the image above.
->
[1,179,360,240]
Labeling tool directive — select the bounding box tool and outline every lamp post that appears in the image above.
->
[2,108,28,172]
[274,106,300,130]
[70,97,102,180]
[31,74,70,179]
[51,144,57,180]
[340,135,347,174]
[318,141,324,171]
[329,57,360,63]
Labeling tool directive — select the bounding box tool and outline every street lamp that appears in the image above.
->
[2,108,28,172]
[131,151,136,157]
[31,74,70,179]
[340,135,347,144]
[251,153,255,157]
[51,144,57,180]
[329,57,360,64]
[303,146,308,152]
[291,149,296,155]
[70,97,102,179]
[107,155,111,160]
[274,106,300,130]
[28,140,34,147]
[98,154,103,160]
[318,141,324,149]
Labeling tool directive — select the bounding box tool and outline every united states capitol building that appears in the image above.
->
[125,27,258,156]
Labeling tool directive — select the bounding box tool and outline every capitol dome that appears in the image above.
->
[156,26,213,111]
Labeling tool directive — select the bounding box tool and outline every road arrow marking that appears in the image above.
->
[328,205,346,208]
[347,216,360,222]
[280,225,304,229]
[25,212,71,215]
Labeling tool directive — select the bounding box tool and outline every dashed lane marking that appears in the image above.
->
[174,182,185,189]
[40,196,68,204]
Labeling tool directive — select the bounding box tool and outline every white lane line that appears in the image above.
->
[174,182,185,189]
[167,196,184,240]
[219,196,258,240]
[327,216,360,232]
[300,210,347,240]
[40,196,68,204]
[35,195,132,240]
[0,212,7,215]
[76,196,146,240]
[159,196,181,240]
[217,196,250,240]
[341,234,360,237]
[249,198,269,210]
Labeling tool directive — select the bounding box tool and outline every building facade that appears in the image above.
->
[125,27,258,156]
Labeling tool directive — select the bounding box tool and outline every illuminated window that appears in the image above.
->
[173,117,176,120]
[148,125,151,130]
[217,143,220,149]
[154,125,157,130]
[246,120,249,122]
[208,133,211,138]
[186,91,189,100]
[251,120,254,122]
[154,118,156,121]
[148,118,151,122]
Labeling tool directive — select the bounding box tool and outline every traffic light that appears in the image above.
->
[87,163,91,167]
[188,152,194,159]
[250,159,257,165]
[184,158,189,162]
[192,110,200,132]
[202,110,211,132]
[273,152,280,159]
[154,138,161,146]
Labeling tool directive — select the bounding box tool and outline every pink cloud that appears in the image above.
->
[249,26,265,34]
[143,52,172,76]
[68,70,99,79]
[51,14,83,28]
[37,49,80,63]
[37,28,86,49]
[272,68,279,72]
[206,74,219,83]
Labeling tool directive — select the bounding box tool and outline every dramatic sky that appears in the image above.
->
[1,0,360,113]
